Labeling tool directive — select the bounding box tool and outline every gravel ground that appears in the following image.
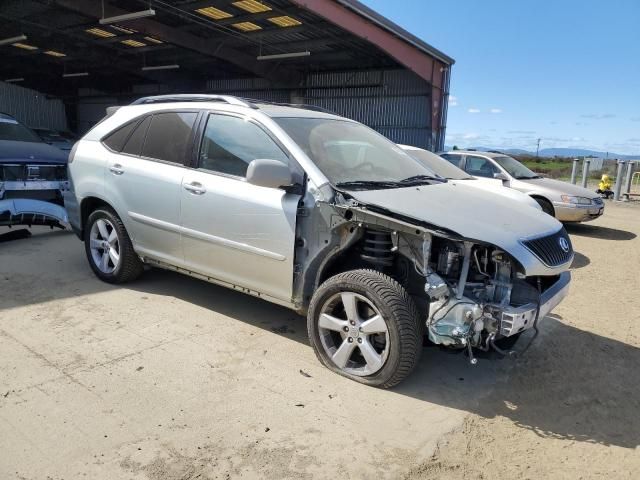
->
[1,200,638,479]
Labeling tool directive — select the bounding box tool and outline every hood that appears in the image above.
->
[0,140,69,165]
[457,178,541,210]
[348,181,564,274]
[519,177,598,198]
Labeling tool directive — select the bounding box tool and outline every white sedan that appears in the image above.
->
[399,145,542,211]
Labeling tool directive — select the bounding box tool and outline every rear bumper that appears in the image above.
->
[0,198,68,227]
[496,271,571,337]
[553,202,604,222]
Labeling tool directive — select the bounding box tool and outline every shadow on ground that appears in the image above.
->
[565,223,637,241]
[570,251,590,269]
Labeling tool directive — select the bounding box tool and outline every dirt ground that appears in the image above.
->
[1,200,639,479]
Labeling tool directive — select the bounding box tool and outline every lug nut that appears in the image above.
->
[343,326,349,332]
[350,320,356,326]
[357,338,363,344]
[348,337,353,343]
[359,327,363,332]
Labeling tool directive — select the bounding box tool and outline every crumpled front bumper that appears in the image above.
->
[0,198,68,227]
[494,271,571,337]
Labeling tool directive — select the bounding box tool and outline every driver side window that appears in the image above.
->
[199,114,289,178]
[465,155,499,178]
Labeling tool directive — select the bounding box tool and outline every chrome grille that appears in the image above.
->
[522,228,573,267]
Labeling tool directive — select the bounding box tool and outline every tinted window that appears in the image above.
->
[199,114,288,177]
[142,112,198,164]
[465,155,499,178]
[103,120,140,152]
[440,153,462,168]
[404,149,471,180]
[0,113,42,143]
[121,116,151,156]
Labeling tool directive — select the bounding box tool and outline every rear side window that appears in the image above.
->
[122,116,151,156]
[198,113,289,178]
[102,119,140,152]
[141,112,198,164]
[440,153,462,167]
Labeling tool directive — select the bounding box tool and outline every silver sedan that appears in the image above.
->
[440,150,604,222]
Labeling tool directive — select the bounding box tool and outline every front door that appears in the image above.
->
[180,112,300,303]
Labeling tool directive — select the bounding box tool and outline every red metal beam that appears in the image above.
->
[290,0,449,149]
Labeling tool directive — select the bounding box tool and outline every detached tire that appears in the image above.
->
[308,269,422,388]
[84,207,143,284]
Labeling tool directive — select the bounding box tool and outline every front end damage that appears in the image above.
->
[294,187,572,361]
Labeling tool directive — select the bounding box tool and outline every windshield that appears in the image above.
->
[275,118,441,188]
[404,148,472,180]
[0,114,42,143]
[493,155,540,179]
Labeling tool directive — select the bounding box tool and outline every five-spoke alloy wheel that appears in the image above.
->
[308,269,422,388]
[84,207,143,284]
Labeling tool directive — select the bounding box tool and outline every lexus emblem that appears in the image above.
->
[558,237,570,253]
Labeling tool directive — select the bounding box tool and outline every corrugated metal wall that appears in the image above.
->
[0,81,68,131]
[206,69,432,149]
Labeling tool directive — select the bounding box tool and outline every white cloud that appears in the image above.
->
[468,108,480,113]
[490,108,502,114]
[463,133,479,139]
[448,95,458,107]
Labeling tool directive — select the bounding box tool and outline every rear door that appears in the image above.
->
[102,111,198,266]
[180,112,300,302]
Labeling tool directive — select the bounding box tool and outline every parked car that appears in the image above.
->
[66,95,572,388]
[0,112,69,208]
[32,127,75,152]
[399,145,542,211]
[440,150,604,222]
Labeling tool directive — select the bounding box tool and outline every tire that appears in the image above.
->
[307,269,422,388]
[84,207,143,284]
[534,197,555,217]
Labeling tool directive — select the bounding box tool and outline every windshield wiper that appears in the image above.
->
[335,180,404,190]
[399,174,446,185]
[515,175,542,179]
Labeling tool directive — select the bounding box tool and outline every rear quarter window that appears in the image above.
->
[102,119,141,152]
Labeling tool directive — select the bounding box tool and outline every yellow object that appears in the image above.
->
[599,174,612,191]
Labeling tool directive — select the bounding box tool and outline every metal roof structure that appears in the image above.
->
[0,0,454,149]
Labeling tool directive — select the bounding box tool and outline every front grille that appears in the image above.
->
[522,228,573,267]
[1,164,67,181]
[592,197,604,206]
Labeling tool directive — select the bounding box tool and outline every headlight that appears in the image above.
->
[560,195,592,205]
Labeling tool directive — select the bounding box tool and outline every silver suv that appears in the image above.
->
[66,95,572,388]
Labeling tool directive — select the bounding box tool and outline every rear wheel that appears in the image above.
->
[307,269,422,388]
[534,197,555,217]
[84,208,143,283]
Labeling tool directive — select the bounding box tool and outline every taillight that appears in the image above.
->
[67,141,79,163]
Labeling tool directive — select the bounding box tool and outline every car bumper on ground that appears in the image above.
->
[552,202,604,222]
[495,271,571,337]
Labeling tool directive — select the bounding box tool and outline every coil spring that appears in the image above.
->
[361,230,394,266]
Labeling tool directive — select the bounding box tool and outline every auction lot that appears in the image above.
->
[1,201,639,480]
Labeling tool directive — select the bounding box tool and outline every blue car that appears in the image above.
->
[0,113,70,229]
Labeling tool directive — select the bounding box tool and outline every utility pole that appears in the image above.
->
[536,138,541,158]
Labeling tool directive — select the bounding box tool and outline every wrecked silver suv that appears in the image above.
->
[66,95,572,388]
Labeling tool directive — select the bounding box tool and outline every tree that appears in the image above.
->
[453,145,459,150]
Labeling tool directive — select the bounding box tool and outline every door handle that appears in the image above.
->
[184,181,206,195]
[109,164,124,175]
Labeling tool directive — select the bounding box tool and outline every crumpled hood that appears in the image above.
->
[348,181,564,271]
[0,140,68,164]
[520,177,598,198]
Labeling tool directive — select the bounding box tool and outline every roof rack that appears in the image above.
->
[130,94,256,108]
[243,98,337,115]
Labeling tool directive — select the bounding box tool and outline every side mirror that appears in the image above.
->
[246,159,293,189]
[493,172,508,182]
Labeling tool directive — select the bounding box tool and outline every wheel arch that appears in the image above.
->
[529,194,555,216]
[79,196,118,240]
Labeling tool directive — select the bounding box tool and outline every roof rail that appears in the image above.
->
[130,94,255,108]
[243,98,337,115]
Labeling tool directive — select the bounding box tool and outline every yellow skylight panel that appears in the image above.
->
[44,50,66,57]
[233,1,271,14]
[195,6,234,20]
[120,39,147,48]
[268,16,302,27]
[12,43,38,50]
[232,21,262,31]
[86,28,116,38]
[144,36,163,44]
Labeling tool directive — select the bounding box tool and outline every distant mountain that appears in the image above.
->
[445,145,640,159]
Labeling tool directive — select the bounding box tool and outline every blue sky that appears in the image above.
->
[361,0,640,155]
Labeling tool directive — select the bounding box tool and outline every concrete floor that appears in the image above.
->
[1,225,503,480]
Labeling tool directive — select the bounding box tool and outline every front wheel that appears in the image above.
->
[534,197,555,217]
[307,269,422,388]
[84,207,143,283]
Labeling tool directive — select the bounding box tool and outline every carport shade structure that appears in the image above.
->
[0,0,454,150]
